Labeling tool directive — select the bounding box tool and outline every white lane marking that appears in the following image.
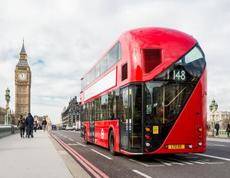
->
[169,158,192,165]
[171,162,184,165]
[208,143,225,147]
[195,153,230,162]
[202,161,224,165]
[132,170,152,178]
[155,159,172,166]
[129,159,164,167]
[68,138,74,142]
[68,143,78,146]
[76,142,87,147]
[165,159,184,166]
[148,164,165,167]
[180,161,194,165]
[91,149,112,160]
[129,159,150,167]
[193,161,205,165]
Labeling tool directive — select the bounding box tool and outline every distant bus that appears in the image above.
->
[80,27,206,155]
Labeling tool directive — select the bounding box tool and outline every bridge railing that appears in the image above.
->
[0,125,18,138]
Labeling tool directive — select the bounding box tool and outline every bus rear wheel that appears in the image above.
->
[109,131,117,156]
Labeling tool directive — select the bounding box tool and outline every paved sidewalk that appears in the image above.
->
[0,131,74,178]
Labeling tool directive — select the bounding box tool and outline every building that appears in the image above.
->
[15,41,31,119]
[209,111,230,129]
[61,96,80,128]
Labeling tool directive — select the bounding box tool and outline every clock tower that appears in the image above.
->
[15,41,31,118]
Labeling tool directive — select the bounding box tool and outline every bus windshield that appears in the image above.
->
[143,45,206,151]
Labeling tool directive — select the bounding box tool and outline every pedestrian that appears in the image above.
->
[17,115,26,138]
[25,113,34,138]
[34,120,38,132]
[215,122,220,136]
[226,123,230,137]
[42,118,47,132]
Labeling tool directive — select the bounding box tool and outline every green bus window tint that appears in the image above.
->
[90,102,93,121]
[101,95,108,120]
[143,44,206,152]
[123,88,129,122]
[94,98,101,121]
[155,45,205,82]
[114,89,119,119]
[145,81,194,128]
[88,103,91,121]
[85,103,89,121]
[84,104,87,121]
[95,63,100,78]
[82,42,121,90]
[129,85,142,150]
[108,92,115,120]
[91,101,95,121]
[101,56,108,75]
[107,42,121,68]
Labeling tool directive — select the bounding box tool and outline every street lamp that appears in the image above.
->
[4,88,11,125]
[209,99,218,136]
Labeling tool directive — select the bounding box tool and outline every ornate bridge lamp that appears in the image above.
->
[209,99,218,136]
[4,88,11,125]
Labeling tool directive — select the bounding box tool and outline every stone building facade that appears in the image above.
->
[61,96,80,128]
[209,111,230,129]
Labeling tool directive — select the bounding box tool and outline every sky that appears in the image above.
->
[0,0,230,123]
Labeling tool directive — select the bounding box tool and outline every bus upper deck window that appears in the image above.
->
[143,49,161,73]
[121,63,128,81]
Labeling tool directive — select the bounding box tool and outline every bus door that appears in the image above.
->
[120,87,129,150]
[120,85,142,152]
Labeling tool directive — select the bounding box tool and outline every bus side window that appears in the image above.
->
[101,95,108,120]
[108,92,113,120]
[117,89,123,121]
[113,89,119,120]
[121,63,128,81]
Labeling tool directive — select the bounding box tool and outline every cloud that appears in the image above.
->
[0,0,230,123]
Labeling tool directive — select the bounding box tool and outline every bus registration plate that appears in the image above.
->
[168,144,185,149]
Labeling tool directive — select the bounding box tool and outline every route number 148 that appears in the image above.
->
[173,70,186,81]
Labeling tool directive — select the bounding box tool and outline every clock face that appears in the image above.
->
[18,73,27,81]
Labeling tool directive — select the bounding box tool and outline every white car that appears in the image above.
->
[65,126,74,131]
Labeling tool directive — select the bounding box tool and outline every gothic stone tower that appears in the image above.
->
[15,42,31,118]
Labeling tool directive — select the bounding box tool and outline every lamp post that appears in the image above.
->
[209,99,218,136]
[4,88,11,125]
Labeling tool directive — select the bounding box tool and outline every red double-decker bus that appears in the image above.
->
[80,27,206,155]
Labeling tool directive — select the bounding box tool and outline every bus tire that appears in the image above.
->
[109,131,117,156]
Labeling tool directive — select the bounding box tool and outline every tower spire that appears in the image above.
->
[20,39,26,54]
